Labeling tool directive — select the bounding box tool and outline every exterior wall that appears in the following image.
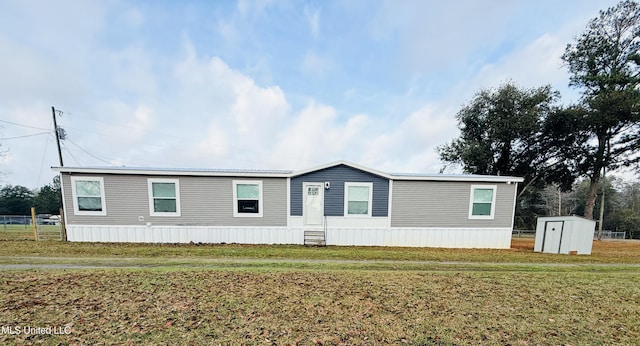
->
[391,180,517,228]
[290,164,389,217]
[62,173,288,227]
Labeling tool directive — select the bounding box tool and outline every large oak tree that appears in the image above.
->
[438,82,573,196]
[561,0,640,219]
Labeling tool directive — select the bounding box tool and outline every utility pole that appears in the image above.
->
[51,106,64,166]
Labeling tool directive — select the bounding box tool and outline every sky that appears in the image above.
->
[0,0,624,189]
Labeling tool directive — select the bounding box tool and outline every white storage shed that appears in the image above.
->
[534,216,596,255]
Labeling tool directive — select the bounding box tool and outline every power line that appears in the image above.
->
[65,138,114,166]
[2,132,51,140]
[60,142,81,166]
[36,130,53,187]
[0,119,50,131]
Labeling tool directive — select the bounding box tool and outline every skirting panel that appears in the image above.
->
[66,225,512,248]
[327,227,512,248]
[66,225,301,244]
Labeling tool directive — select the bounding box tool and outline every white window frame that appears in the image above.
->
[71,176,107,216]
[233,180,263,218]
[344,182,373,217]
[468,185,497,220]
[147,178,181,217]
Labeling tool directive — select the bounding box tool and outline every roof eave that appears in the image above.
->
[390,174,524,183]
[51,167,292,178]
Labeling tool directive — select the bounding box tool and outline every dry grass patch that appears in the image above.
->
[1,269,639,345]
[2,237,640,264]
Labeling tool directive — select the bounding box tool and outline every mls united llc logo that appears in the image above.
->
[1,325,72,335]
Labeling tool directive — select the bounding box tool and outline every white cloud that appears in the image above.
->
[361,104,458,173]
[371,0,516,74]
[1,0,630,189]
[122,7,145,27]
[192,124,230,159]
[300,52,332,79]
[267,102,371,168]
[237,0,277,16]
[109,44,157,96]
[304,5,320,38]
[166,42,293,167]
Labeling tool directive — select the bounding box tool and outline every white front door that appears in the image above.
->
[543,221,564,254]
[303,183,324,226]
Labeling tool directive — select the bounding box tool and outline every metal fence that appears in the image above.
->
[512,230,536,238]
[595,230,626,240]
[1,214,63,240]
[513,229,627,240]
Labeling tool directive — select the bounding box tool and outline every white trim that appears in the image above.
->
[344,182,373,217]
[510,182,518,230]
[387,180,394,228]
[286,177,291,228]
[468,185,497,220]
[70,176,107,216]
[233,180,263,218]
[147,178,181,217]
[59,173,69,235]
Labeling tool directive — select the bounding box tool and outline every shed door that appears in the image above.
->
[542,221,564,254]
[303,183,324,226]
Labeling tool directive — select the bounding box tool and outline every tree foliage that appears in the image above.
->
[437,82,573,194]
[0,177,61,215]
[32,176,62,215]
[0,185,34,215]
[560,0,640,218]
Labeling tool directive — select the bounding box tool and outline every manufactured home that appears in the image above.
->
[54,161,523,248]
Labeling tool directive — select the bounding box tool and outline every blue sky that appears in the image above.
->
[0,0,621,188]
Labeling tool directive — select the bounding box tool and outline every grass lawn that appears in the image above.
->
[1,231,639,345]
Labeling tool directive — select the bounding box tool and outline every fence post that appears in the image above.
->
[59,208,67,241]
[31,207,37,241]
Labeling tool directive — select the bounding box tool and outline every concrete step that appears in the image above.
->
[304,230,326,246]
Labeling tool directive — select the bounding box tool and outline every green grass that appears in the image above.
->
[0,269,638,345]
[1,235,640,264]
[0,225,60,241]
[1,235,639,345]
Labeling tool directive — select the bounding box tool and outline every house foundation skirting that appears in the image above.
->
[66,225,512,248]
[326,227,512,248]
[66,225,297,244]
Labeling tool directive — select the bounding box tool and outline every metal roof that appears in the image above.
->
[52,161,524,183]
[52,166,293,178]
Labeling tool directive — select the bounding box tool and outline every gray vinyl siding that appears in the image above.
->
[391,180,516,228]
[290,164,389,217]
[62,173,287,227]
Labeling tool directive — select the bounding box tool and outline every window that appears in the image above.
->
[148,179,181,216]
[344,182,373,216]
[71,176,106,216]
[469,185,497,219]
[233,180,263,217]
